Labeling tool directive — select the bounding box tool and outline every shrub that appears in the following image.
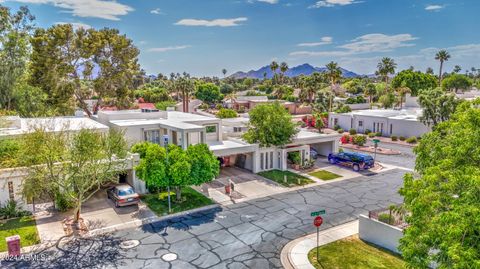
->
[375,132,382,137]
[337,128,344,134]
[368,132,376,138]
[406,136,417,144]
[391,135,398,141]
[340,134,350,144]
[364,129,371,134]
[0,200,32,219]
[378,213,394,225]
[198,103,208,110]
[333,124,341,131]
[215,104,223,110]
[399,136,406,141]
[216,108,238,119]
[55,192,75,212]
[353,135,367,146]
[287,151,301,165]
[155,101,177,111]
[349,128,357,135]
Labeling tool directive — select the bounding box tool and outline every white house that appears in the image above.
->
[96,109,341,174]
[329,108,431,138]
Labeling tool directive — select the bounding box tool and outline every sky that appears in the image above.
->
[1,0,479,77]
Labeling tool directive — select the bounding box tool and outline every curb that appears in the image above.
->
[280,220,359,269]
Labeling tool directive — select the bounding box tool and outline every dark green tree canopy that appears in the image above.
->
[391,69,438,96]
[195,82,223,104]
[243,102,298,147]
[418,88,459,127]
[400,100,480,268]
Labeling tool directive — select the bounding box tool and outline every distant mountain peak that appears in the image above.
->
[230,63,360,79]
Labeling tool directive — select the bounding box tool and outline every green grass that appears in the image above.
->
[0,216,40,252]
[258,170,314,187]
[141,187,214,216]
[308,235,405,269]
[308,170,342,181]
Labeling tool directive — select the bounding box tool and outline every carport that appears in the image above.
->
[291,130,341,157]
[208,140,258,172]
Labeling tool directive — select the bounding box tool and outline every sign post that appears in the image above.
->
[372,139,380,163]
[313,216,323,264]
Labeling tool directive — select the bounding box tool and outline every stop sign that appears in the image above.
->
[313,216,323,227]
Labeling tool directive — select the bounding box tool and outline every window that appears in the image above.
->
[334,118,338,125]
[390,124,393,134]
[8,182,14,200]
[380,123,384,133]
[233,127,242,133]
[206,125,216,133]
[270,152,274,169]
[144,130,161,144]
[358,121,363,127]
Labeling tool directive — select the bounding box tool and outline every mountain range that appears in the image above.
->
[230,63,361,79]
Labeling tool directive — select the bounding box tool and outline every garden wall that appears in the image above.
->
[358,214,403,254]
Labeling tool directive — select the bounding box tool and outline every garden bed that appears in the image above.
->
[141,187,214,216]
[308,170,342,181]
[308,235,404,269]
[0,216,40,252]
[258,170,314,187]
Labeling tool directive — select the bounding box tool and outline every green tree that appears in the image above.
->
[243,102,298,147]
[418,88,459,127]
[273,85,293,100]
[395,85,411,109]
[342,79,365,95]
[20,127,128,222]
[216,108,238,119]
[364,83,377,108]
[270,61,279,77]
[13,78,52,117]
[195,83,223,104]
[453,65,462,73]
[441,74,472,93]
[376,57,397,90]
[280,62,289,83]
[426,67,434,75]
[435,50,451,85]
[400,100,480,268]
[378,92,396,108]
[0,5,35,110]
[29,24,140,116]
[222,68,227,78]
[391,69,438,96]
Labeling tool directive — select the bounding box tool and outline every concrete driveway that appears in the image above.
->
[35,188,156,244]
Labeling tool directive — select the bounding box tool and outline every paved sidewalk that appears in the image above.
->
[281,220,359,269]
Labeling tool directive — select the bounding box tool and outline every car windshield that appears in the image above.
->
[118,188,134,196]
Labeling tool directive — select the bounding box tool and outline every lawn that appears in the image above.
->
[308,235,405,269]
[258,170,314,187]
[0,216,40,252]
[141,187,214,216]
[308,170,342,181]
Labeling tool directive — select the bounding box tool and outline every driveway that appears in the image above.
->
[35,188,156,244]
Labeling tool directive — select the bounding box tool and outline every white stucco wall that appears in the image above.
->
[311,141,335,156]
[358,214,403,254]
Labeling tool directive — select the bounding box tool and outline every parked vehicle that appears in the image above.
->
[327,151,374,172]
[107,184,140,207]
[310,148,318,159]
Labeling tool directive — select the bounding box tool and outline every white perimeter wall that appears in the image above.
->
[358,214,403,254]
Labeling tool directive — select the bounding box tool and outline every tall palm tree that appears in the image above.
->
[222,68,227,78]
[376,57,397,90]
[364,83,377,108]
[435,50,450,85]
[325,62,342,111]
[280,62,289,83]
[395,85,411,109]
[270,61,279,83]
[263,71,267,80]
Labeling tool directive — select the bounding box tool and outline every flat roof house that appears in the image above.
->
[329,108,431,138]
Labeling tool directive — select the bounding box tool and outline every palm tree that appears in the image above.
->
[364,83,377,108]
[222,68,227,78]
[280,62,289,83]
[453,65,462,73]
[376,57,397,90]
[426,67,434,75]
[395,85,411,109]
[435,50,451,85]
[325,62,342,111]
[270,61,279,82]
[263,71,267,80]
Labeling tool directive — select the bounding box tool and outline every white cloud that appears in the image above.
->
[425,5,444,11]
[6,0,133,20]
[55,21,91,30]
[256,0,278,4]
[150,8,162,15]
[175,17,248,27]
[309,0,362,8]
[148,45,191,52]
[297,36,333,47]
[290,33,417,57]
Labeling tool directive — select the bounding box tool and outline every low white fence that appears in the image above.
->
[358,214,403,254]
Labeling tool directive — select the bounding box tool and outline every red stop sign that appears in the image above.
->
[313,216,323,227]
